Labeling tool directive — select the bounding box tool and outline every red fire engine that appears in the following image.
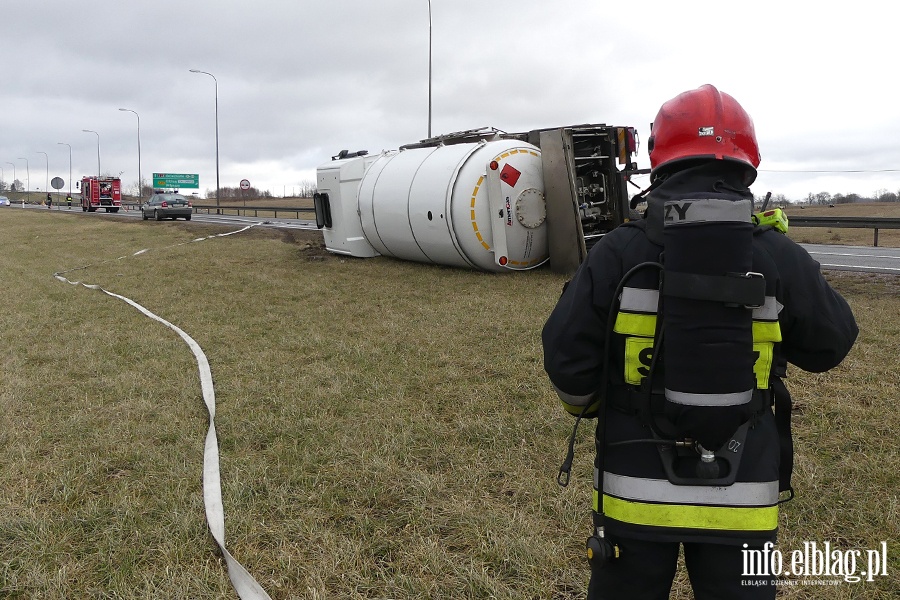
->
[80,176,122,212]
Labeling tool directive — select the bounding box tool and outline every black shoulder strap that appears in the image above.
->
[771,376,794,498]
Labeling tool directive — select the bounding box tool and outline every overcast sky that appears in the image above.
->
[3,1,897,201]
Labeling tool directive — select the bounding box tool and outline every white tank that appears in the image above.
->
[319,139,548,272]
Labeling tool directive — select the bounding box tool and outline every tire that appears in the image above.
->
[154,210,162,221]
[142,211,148,221]
[184,215,191,221]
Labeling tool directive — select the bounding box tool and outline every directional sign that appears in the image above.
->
[153,173,199,189]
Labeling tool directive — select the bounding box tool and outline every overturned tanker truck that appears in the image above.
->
[314,124,647,274]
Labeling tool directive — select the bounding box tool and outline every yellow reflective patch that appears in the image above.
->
[614,313,657,337]
[603,494,778,532]
[753,342,774,389]
[624,337,655,385]
[752,320,782,343]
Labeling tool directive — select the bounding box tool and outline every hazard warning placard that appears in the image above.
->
[499,163,521,187]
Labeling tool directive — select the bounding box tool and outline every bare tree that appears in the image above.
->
[873,188,898,202]
[296,179,317,198]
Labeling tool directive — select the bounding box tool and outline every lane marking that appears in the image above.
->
[806,251,900,259]
[819,263,900,272]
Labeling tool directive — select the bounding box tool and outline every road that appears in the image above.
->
[799,244,900,275]
[8,203,900,274]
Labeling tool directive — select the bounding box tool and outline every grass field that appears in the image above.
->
[0,209,897,598]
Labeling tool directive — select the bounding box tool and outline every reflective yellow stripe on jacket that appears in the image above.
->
[594,473,779,532]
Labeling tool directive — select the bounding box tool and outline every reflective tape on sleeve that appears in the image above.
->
[614,313,657,337]
[752,320,782,343]
[619,287,659,313]
[751,296,782,322]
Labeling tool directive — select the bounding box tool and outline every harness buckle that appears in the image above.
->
[737,271,765,309]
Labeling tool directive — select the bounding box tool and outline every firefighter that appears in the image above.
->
[542,84,858,599]
[67,194,72,209]
[47,193,52,209]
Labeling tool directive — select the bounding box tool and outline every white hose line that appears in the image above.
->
[54,224,271,599]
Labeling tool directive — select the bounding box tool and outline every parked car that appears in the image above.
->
[0,196,10,206]
[141,193,192,221]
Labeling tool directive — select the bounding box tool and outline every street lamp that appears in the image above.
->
[17,157,29,202]
[5,162,15,192]
[82,129,100,184]
[189,69,220,213]
[58,142,72,198]
[118,108,142,201]
[36,151,49,201]
[427,0,433,139]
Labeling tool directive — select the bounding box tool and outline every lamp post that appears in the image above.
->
[118,108,142,201]
[36,151,49,203]
[5,162,15,193]
[58,142,72,198]
[82,129,100,183]
[18,157,29,202]
[427,0,433,139]
[189,69,220,213]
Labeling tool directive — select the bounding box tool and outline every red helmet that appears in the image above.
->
[648,84,760,182]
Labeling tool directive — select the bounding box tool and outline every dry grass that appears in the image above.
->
[0,210,896,598]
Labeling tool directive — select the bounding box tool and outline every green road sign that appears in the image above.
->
[152,173,199,189]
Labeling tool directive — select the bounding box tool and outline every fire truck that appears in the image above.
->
[315,124,646,274]
[80,176,122,213]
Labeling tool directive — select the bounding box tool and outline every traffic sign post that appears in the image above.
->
[240,179,250,206]
[51,176,64,210]
[152,173,199,189]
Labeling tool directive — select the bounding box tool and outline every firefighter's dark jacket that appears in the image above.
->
[542,163,859,544]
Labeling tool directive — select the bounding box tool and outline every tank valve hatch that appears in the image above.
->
[515,188,546,229]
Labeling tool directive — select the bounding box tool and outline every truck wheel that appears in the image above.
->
[155,210,162,221]
[185,215,191,221]
[82,205,87,212]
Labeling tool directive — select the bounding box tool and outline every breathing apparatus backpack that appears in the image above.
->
[649,195,768,483]
[557,196,786,566]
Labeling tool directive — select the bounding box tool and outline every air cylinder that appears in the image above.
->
[662,197,757,450]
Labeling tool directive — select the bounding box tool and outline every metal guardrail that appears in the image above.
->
[120,203,314,219]
[788,216,900,247]
[191,204,314,218]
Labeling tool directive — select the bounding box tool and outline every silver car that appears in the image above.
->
[141,193,192,221]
